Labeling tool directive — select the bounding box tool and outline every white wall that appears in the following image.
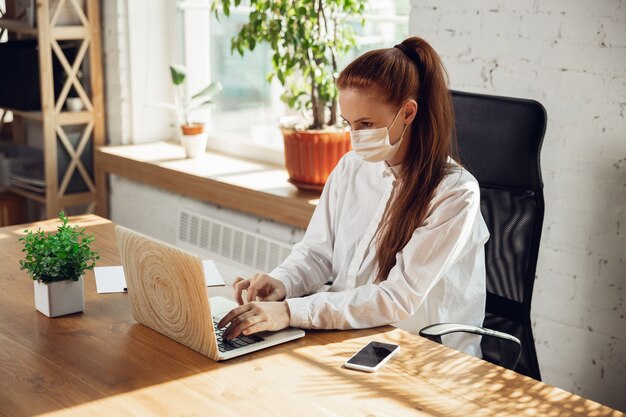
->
[410,0,626,411]
[103,0,626,411]
[110,0,177,144]
[108,175,305,251]
[102,0,132,145]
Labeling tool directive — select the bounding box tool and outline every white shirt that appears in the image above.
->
[270,151,490,356]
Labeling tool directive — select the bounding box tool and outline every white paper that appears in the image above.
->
[202,260,226,287]
[94,260,225,294]
[94,265,126,294]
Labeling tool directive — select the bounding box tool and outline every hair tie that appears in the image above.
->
[394,43,425,84]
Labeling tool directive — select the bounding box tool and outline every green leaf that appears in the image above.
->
[191,82,224,99]
[170,64,186,86]
[190,99,215,111]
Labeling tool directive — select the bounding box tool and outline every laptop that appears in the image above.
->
[115,225,305,361]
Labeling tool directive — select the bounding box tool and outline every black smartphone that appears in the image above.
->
[344,341,400,372]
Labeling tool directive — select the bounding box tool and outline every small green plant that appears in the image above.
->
[159,64,223,127]
[19,212,100,283]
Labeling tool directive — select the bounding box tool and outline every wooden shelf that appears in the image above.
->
[1,108,95,124]
[53,25,89,40]
[0,19,88,39]
[0,18,37,35]
[57,110,94,124]
[0,108,43,121]
[0,0,105,219]
[6,186,46,204]
[61,191,96,206]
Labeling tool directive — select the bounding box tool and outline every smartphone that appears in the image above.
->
[343,341,400,372]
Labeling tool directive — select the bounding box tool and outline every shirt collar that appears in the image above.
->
[380,156,457,178]
[381,160,401,179]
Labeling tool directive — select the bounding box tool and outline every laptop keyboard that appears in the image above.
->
[213,318,264,353]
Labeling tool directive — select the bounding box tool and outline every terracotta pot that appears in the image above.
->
[281,128,351,189]
[181,123,205,135]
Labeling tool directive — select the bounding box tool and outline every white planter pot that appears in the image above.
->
[180,132,208,158]
[34,276,85,318]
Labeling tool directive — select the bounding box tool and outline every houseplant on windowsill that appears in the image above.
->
[211,0,367,190]
[18,212,100,318]
[164,64,223,158]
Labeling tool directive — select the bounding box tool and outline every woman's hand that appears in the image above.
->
[217,301,291,340]
[233,273,287,305]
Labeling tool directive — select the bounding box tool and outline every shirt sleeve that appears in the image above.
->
[284,176,484,329]
[268,158,343,298]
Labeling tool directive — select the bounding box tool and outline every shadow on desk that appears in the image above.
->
[289,330,618,417]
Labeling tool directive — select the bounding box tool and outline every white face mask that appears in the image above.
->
[349,107,409,163]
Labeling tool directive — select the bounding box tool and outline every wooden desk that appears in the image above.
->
[0,215,622,417]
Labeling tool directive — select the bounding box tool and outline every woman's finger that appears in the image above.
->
[233,278,251,305]
[232,277,245,287]
[222,310,256,340]
[217,303,252,329]
[247,275,266,304]
[241,321,269,336]
[224,313,265,340]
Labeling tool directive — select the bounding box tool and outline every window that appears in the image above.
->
[175,0,408,164]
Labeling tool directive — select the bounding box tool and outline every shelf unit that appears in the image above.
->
[0,0,104,218]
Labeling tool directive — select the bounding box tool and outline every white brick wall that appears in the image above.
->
[103,1,625,411]
[101,0,132,145]
[410,0,625,411]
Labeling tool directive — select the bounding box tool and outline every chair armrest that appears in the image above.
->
[419,323,521,370]
[419,323,520,343]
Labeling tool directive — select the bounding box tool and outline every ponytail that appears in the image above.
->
[337,36,457,283]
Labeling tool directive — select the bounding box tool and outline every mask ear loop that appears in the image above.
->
[388,106,404,131]
[398,123,408,141]
[388,105,409,145]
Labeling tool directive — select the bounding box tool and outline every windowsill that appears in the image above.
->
[95,140,319,229]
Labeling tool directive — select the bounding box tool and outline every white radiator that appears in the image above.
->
[176,208,293,275]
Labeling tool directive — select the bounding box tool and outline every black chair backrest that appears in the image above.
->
[451,90,547,380]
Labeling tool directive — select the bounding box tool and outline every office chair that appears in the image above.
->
[419,90,547,380]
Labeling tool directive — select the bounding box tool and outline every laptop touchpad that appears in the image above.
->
[210,296,239,317]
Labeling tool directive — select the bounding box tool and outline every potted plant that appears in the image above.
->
[161,64,223,158]
[211,0,367,190]
[18,211,100,318]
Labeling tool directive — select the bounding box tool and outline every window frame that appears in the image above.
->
[174,0,409,166]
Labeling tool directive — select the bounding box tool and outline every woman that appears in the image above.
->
[218,36,490,356]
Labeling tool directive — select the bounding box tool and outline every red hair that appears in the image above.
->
[337,36,458,283]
